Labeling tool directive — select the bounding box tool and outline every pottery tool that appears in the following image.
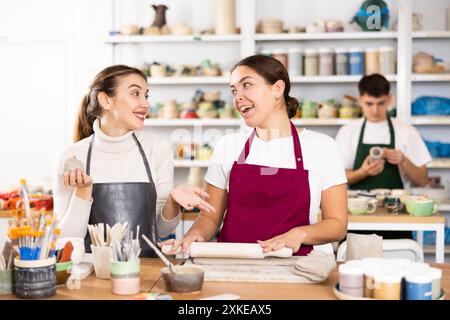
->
[88,222,128,247]
[111,224,140,262]
[19,179,32,225]
[142,234,177,273]
[162,242,293,259]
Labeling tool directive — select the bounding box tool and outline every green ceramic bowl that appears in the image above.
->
[56,260,73,285]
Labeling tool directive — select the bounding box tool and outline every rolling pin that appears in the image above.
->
[161,242,293,259]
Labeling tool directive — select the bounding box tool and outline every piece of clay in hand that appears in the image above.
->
[63,156,84,174]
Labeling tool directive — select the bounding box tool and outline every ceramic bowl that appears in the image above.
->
[160,266,204,293]
[56,260,73,285]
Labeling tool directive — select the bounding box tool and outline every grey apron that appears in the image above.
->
[84,133,158,258]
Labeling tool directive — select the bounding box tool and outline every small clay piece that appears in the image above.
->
[143,26,160,35]
[121,25,141,35]
[413,52,446,74]
[160,25,170,35]
[63,156,84,174]
[171,22,193,35]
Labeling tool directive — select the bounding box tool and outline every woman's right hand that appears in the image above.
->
[361,155,385,177]
[158,233,205,254]
[62,168,93,200]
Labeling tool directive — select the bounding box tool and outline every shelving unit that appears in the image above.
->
[147,76,229,85]
[143,73,450,85]
[412,31,450,39]
[108,0,450,181]
[144,118,241,126]
[428,158,450,169]
[254,31,398,41]
[106,34,242,43]
[107,0,450,255]
[410,116,450,125]
[173,160,210,168]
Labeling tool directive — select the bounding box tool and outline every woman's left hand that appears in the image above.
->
[170,183,216,213]
[383,148,405,165]
[257,228,307,253]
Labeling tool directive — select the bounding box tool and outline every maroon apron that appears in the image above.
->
[218,122,313,256]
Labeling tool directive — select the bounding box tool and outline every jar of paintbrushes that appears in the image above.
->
[110,225,141,295]
[7,208,61,298]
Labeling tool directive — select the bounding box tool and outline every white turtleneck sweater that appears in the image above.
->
[53,119,180,239]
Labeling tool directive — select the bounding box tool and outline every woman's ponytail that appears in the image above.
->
[73,94,96,142]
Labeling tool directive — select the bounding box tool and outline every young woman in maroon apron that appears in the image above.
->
[164,55,348,256]
[59,65,215,257]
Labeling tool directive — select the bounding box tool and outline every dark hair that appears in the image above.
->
[358,74,390,97]
[231,55,299,118]
[74,65,147,142]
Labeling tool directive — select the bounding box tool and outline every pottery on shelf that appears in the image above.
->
[317,100,338,119]
[301,100,318,118]
[151,4,168,28]
[143,26,161,35]
[215,0,237,35]
[171,22,193,35]
[203,91,221,102]
[197,102,218,119]
[121,25,141,35]
[219,104,236,119]
[160,100,179,119]
[150,64,167,77]
[198,144,213,161]
[180,102,199,119]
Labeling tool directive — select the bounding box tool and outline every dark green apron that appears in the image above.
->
[351,116,403,190]
[350,116,411,239]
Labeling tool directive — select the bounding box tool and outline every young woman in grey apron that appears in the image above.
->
[58,65,215,258]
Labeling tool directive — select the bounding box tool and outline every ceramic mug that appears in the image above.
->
[384,196,405,214]
[406,199,440,216]
[391,189,408,198]
[91,245,112,279]
[348,197,377,215]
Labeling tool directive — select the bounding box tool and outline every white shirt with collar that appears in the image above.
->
[53,119,180,239]
[335,117,432,186]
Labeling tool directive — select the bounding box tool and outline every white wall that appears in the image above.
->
[0,0,112,190]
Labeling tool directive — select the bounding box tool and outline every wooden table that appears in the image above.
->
[1,259,449,300]
[348,208,446,263]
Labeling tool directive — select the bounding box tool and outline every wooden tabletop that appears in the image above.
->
[1,259,449,300]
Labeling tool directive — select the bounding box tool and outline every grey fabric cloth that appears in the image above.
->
[345,233,383,260]
[292,250,337,283]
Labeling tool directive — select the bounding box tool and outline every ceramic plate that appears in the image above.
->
[333,283,446,300]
